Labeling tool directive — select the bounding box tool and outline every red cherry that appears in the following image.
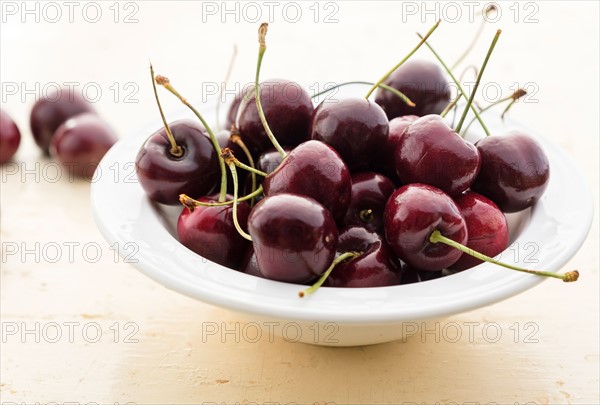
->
[0,110,21,163]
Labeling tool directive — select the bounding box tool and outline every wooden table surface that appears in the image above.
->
[1,1,598,404]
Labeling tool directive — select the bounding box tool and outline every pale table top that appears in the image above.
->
[1,2,598,404]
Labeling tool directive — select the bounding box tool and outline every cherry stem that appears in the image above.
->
[359,209,373,224]
[229,129,257,198]
[255,23,287,159]
[222,147,268,177]
[454,30,502,134]
[179,186,264,210]
[420,35,490,137]
[157,76,228,203]
[298,251,361,298]
[450,4,496,70]
[311,81,415,107]
[429,230,579,282]
[150,64,183,158]
[462,88,527,135]
[365,20,440,100]
[226,161,252,241]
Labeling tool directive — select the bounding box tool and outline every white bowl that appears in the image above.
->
[91,109,593,346]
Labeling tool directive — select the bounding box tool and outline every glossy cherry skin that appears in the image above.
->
[225,87,255,130]
[311,98,388,171]
[449,191,509,271]
[49,113,117,179]
[262,140,351,221]
[136,120,219,205]
[30,89,95,154]
[472,132,550,213]
[340,172,396,234]
[395,114,481,196]
[178,194,251,269]
[0,110,21,163]
[240,245,267,278]
[241,147,291,202]
[374,115,418,182]
[248,193,338,284]
[375,59,450,120]
[236,79,313,154]
[324,227,401,287]
[384,183,468,271]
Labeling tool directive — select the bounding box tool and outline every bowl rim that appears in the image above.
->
[91,107,594,325]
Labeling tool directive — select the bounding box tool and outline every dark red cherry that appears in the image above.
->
[375,59,450,120]
[472,132,550,213]
[449,191,509,271]
[374,115,418,182]
[340,172,396,234]
[395,114,481,196]
[240,245,266,278]
[310,98,388,171]
[258,148,289,174]
[324,227,401,288]
[178,194,251,269]
[0,110,21,163]
[135,120,219,205]
[248,193,338,284]
[236,79,313,154]
[262,140,351,221]
[225,87,253,130]
[30,88,95,154]
[50,113,117,179]
[384,183,467,271]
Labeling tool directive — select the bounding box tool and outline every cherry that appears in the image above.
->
[0,110,21,164]
[225,87,252,130]
[30,88,95,154]
[374,60,450,120]
[374,114,418,182]
[395,114,481,196]
[50,113,118,179]
[449,191,509,271]
[178,194,251,269]
[136,120,219,204]
[340,172,396,234]
[472,132,550,213]
[324,227,401,288]
[262,140,351,221]
[384,183,467,271]
[258,147,289,174]
[311,98,388,171]
[236,79,313,154]
[385,185,577,282]
[240,245,266,278]
[248,193,338,284]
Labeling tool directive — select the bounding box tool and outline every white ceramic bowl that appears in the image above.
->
[91,107,593,346]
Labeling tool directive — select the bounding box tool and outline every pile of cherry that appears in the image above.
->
[0,90,117,179]
[135,23,578,297]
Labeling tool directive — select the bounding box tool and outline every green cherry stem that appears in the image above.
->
[454,29,502,134]
[419,35,490,136]
[255,23,287,159]
[311,81,415,107]
[215,44,238,132]
[223,155,253,242]
[365,20,441,100]
[222,147,268,178]
[156,75,228,203]
[298,251,361,298]
[450,4,497,70]
[461,88,527,135]
[229,129,257,196]
[179,186,264,210]
[429,230,579,282]
[150,64,183,158]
